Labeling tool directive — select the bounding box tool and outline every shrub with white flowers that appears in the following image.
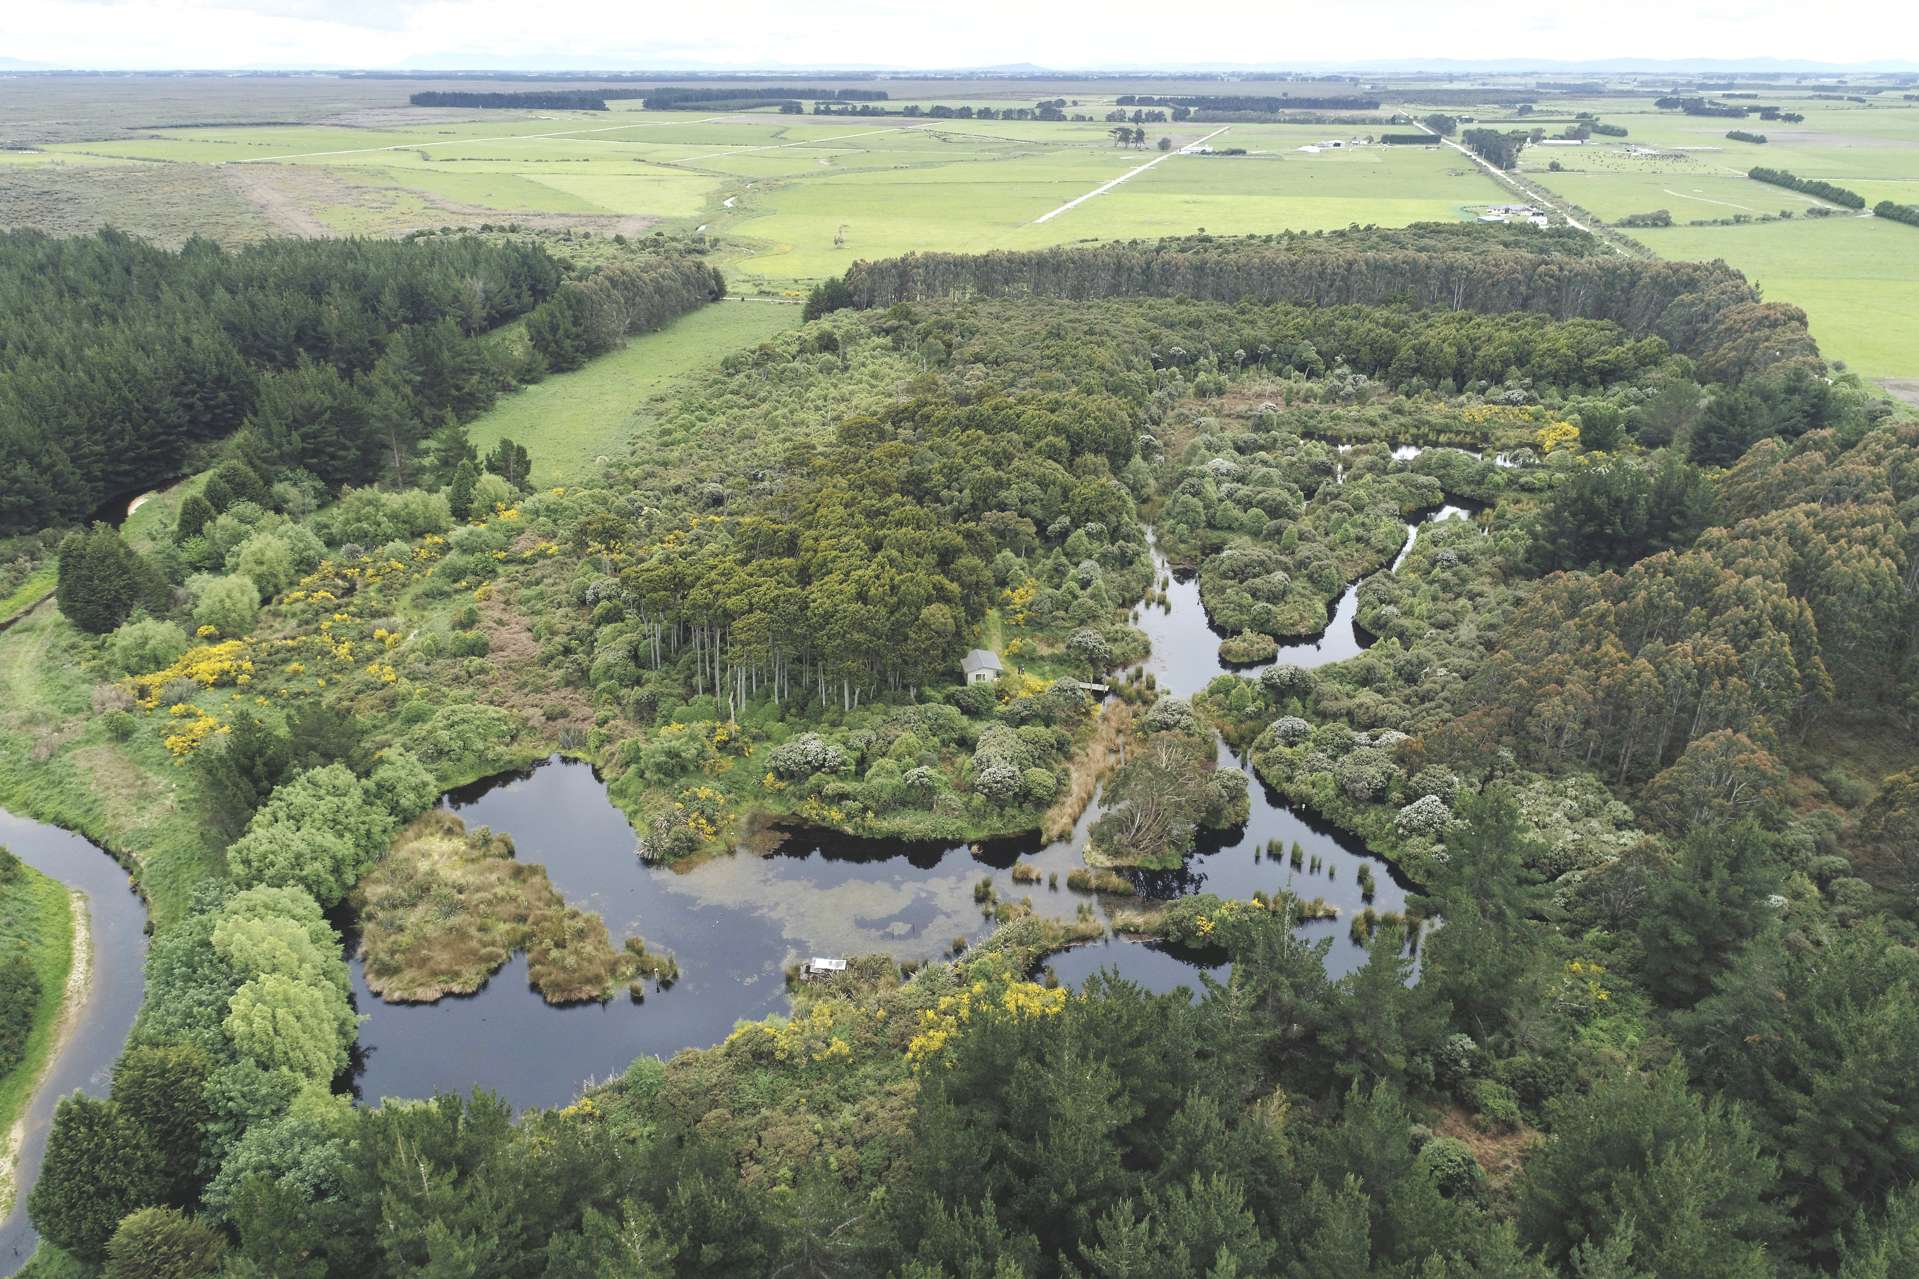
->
[1270,715,1311,745]
[1141,696,1200,735]
[766,732,846,780]
[1397,793,1452,837]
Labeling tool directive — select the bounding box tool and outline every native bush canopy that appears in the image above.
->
[17,226,1919,1279]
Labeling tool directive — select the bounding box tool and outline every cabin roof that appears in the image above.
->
[961,648,1003,675]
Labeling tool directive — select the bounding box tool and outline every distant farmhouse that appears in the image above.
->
[1479,203,1551,227]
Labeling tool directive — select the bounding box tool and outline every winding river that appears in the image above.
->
[0,813,147,1272]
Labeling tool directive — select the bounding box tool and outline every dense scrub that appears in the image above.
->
[1748,167,1866,210]
[1874,199,1919,228]
[12,228,1919,1278]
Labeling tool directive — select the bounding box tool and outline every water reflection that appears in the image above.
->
[351,454,1463,1109]
[350,735,1407,1108]
[1041,937,1229,999]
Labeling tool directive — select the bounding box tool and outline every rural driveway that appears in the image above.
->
[1032,126,1234,225]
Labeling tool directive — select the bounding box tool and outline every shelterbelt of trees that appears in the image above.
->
[0,229,723,534]
[407,89,643,110]
[819,226,1820,386]
[14,227,1919,1278]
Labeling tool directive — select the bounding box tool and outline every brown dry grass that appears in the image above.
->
[0,160,272,245]
[221,159,660,242]
[355,810,638,1004]
[65,744,170,839]
[1042,700,1131,841]
[1432,1104,1540,1197]
[475,589,594,731]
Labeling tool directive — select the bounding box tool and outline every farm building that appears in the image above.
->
[1479,205,1550,226]
[961,648,1003,684]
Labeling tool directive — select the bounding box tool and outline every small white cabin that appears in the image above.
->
[961,648,1003,684]
[801,957,848,981]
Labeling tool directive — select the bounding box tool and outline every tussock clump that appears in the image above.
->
[356,810,651,1005]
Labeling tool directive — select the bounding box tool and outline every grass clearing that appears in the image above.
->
[0,861,75,1212]
[1628,217,1919,379]
[119,474,208,555]
[0,571,55,628]
[465,300,802,484]
[0,608,222,929]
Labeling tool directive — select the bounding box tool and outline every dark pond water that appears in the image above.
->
[348,485,1465,1110]
[0,811,148,1275]
[1042,937,1229,997]
[349,743,1410,1110]
[1133,505,1473,698]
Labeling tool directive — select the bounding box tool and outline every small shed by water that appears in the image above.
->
[961,648,1003,684]
[801,956,848,981]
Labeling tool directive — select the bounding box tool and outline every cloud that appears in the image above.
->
[7,0,1916,70]
[204,0,440,30]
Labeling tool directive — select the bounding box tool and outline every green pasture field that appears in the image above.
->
[1528,163,1845,221]
[0,860,74,1201]
[1499,95,1919,379]
[464,300,802,485]
[1845,179,1919,208]
[3,74,1914,376]
[1631,216,1919,380]
[728,128,1504,284]
[1584,106,1919,182]
[18,108,1507,277]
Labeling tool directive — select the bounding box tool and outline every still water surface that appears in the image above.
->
[349,499,1470,1108]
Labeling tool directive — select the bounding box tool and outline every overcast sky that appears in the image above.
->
[8,0,1917,71]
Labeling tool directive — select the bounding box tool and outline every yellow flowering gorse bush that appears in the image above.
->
[906,963,1068,1071]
